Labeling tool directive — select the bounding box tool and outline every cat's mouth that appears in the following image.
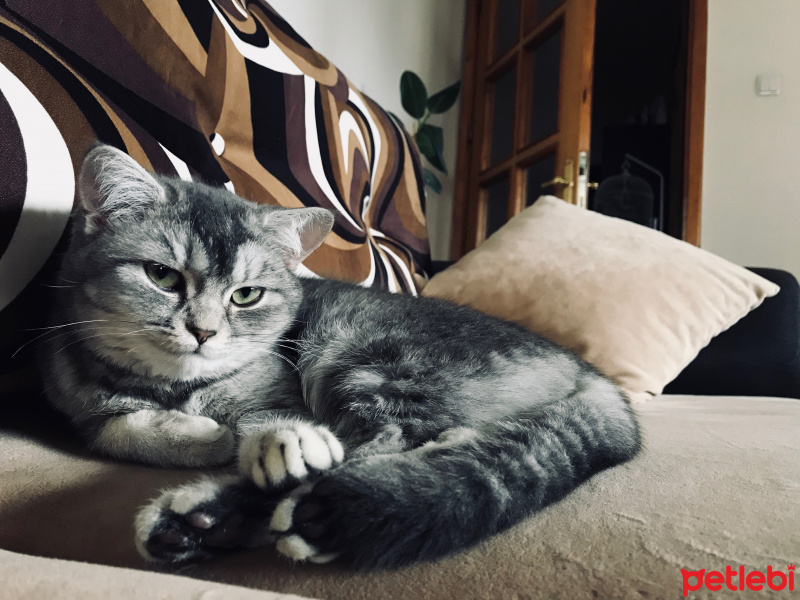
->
[190,344,214,357]
[147,340,227,369]
[135,334,216,361]
[169,344,212,358]
[144,329,216,356]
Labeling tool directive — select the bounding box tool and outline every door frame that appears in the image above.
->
[450,0,708,259]
[449,0,480,260]
[682,0,707,247]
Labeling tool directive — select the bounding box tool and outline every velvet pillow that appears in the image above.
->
[422,196,780,401]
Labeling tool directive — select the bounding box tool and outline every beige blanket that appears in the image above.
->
[1,395,798,599]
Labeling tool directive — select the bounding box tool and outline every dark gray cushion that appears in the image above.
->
[665,268,800,399]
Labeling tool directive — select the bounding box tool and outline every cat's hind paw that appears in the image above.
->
[135,477,272,563]
[269,481,341,564]
[239,422,344,489]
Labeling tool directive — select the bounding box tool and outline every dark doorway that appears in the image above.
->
[589,0,689,238]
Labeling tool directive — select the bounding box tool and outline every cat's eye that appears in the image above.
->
[145,263,183,291]
[231,287,264,307]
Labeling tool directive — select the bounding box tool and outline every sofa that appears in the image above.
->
[2,389,799,599]
[1,2,798,599]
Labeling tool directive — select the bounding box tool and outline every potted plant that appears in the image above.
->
[398,71,460,194]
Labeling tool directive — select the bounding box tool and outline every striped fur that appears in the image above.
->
[1,0,428,402]
[43,146,641,569]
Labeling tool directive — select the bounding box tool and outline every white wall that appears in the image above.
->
[702,0,800,279]
[268,0,467,260]
[269,2,800,273]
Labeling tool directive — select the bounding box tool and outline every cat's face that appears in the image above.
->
[59,145,333,380]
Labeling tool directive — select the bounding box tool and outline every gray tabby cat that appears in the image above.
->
[39,145,641,570]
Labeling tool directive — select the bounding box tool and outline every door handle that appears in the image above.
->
[540,158,575,204]
[541,177,574,189]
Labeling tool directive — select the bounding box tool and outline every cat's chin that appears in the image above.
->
[154,353,243,381]
[93,340,246,381]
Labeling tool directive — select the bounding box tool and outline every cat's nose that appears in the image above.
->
[187,325,217,345]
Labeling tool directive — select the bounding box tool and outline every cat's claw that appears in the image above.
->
[239,423,344,489]
[135,477,270,563]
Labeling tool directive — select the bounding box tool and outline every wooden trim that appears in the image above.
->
[486,50,517,80]
[466,0,494,253]
[477,134,559,183]
[521,6,565,49]
[507,39,525,223]
[450,0,481,259]
[557,0,596,204]
[682,0,707,246]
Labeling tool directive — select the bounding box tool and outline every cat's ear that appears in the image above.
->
[265,207,335,269]
[78,144,165,233]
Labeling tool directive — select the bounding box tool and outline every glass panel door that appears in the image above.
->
[452,0,597,255]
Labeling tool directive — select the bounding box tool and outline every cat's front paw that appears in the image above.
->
[94,410,236,468]
[135,477,272,563]
[177,417,237,467]
[239,423,344,489]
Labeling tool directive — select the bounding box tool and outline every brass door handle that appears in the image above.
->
[588,182,599,190]
[541,177,574,189]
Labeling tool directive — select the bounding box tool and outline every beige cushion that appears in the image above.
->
[1,395,798,599]
[422,196,780,400]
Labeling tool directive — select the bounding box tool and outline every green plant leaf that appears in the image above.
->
[427,81,461,114]
[417,124,447,174]
[414,129,435,162]
[400,71,428,119]
[423,168,442,194]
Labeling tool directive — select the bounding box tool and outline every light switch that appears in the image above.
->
[756,73,781,96]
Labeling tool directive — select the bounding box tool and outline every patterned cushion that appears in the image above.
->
[0,1,430,395]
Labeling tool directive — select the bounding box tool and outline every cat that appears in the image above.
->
[39,144,641,570]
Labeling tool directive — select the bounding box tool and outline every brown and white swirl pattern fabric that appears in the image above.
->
[0,0,430,397]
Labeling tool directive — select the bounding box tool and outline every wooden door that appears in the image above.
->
[451,0,597,258]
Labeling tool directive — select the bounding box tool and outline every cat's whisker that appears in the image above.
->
[22,319,110,332]
[261,349,300,374]
[12,322,120,357]
[272,342,306,352]
[268,342,324,361]
[22,324,156,355]
[50,331,154,356]
[22,330,92,353]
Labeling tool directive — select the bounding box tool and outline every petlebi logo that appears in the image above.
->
[681,563,795,596]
